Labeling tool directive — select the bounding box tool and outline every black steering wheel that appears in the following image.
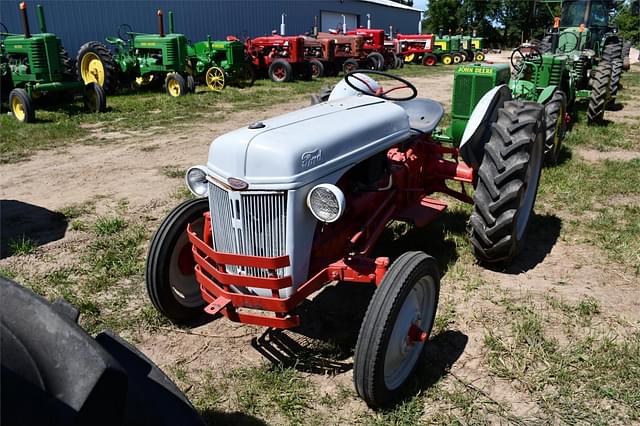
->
[118,24,133,42]
[344,69,417,101]
[557,31,580,53]
[510,44,543,71]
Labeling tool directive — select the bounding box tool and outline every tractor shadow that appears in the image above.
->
[485,213,562,274]
[0,200,68,259]
[252,211,469,385]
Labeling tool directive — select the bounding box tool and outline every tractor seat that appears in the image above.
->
[394,99,444,133]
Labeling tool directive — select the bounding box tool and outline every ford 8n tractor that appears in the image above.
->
[245,34,311,83]
[77,10,192,97]
[146,69,548,407]
[0,2,106,123]
[397,33,437,66]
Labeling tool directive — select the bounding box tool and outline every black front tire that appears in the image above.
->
[83,82,107,113]
[146,198,209,324]
[354,252,440,408]
[9,88,35,123]
[343,58,359,74]
[165,73,187,97]
[543,90,567,165]
[469,101,545,263]
[309,59,324,78]
[367,52,385,71]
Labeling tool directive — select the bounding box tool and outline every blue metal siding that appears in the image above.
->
[0,0,420,54]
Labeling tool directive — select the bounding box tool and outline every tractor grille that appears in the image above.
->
[453,75,472,116]
[31,40,47,70]
[165,39,179,63]
[208,182,288,278]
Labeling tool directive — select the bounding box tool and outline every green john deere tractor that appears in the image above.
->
[77,10,191,97]
[535,0,624,122]
[187,35,255,92]
[0,2,106,123]
[461,36,486,62]
[433,35,466,65]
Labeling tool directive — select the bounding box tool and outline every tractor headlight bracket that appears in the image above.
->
[306,184,346,223]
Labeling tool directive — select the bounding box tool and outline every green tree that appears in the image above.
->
[613,0,640,44]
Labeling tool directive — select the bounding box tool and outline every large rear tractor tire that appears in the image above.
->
[146,198,209,324]
[469,101,545,263]
[622,41,631,71]
[60,47,76,80]
[587,62,612,124]
[9,88,34,123]
[76,41,119,94]
[543,90,567,165]
[367,52,386,71]
[235,63,256,88]
[268,59,293,83]
[422,53,437,66]
[343,58,359,75]
[165,73,187,97]
[354,251,439,408]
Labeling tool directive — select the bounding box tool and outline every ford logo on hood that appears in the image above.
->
[227,177,249,190]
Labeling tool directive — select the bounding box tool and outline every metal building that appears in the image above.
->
[0,0,422,54]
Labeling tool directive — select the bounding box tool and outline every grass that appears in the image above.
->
[8,236,38,256]
[0,64,448,164]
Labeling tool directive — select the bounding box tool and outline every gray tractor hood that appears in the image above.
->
[206,95,411,190]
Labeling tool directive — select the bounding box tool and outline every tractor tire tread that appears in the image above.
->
[76,41,119,94]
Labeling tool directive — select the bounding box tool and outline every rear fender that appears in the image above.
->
[537,86,557,104]
[459,85,512,169]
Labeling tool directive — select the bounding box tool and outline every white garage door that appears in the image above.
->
[321,11,359,32]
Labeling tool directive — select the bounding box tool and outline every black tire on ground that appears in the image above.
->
[83,82,107,113]
[602,41,623,95]
[309,59,324,78]
[440,53,453,65]
[609,59,623,96]
[474,51,485,62]
[235,63,257,87]
[146,198,209,324]
[343,58,359,74]
[388,52,399,69]
[186,74,196,93]
[367,52,385,70]
[587,62,612,124]
[165,73,187,97]
[268,59,293,82]
[76,41,119,94]
[452,53,463,64]
[543,90,567,165]
[465,49,475,62]
[9,88,35,123]
[354,251,439,408]
[422,53,437,66]
[622,41,631,71]
[469,100,545,263]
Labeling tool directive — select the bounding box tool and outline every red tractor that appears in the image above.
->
[346,28,400,70]
[301,36,336,78]
[397,33,437,66]
[146,70,546,408]
[245,35,311,83]
[317,32,374,74]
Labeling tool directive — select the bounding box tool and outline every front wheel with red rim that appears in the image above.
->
[146,198,209,324]
[268,59,293,83]
[354,251,440,408]
[422,54,437,66]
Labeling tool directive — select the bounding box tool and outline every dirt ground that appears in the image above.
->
[1,63,639,424]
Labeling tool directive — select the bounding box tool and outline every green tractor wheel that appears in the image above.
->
[9,88,34,123]
[77,41,119,94]
[165,73,187,97]
[205,67,226,92]
[543,91,567,165]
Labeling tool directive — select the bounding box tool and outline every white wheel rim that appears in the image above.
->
[168,217,204,307]
[516,131,543,238]
[383,276,436,390]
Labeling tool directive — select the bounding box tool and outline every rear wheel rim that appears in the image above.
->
[384,276,436,390]
[311,63,320,78]
[443,56,451,65]
[168,216,204,308]
[11,96,25,121]
[167,78,181,96]
[80,52,105,85]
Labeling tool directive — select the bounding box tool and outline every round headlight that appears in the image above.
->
[306,184,345,223]
[185,166,209,197]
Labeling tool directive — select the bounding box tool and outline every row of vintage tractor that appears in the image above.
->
[0,3,489,122]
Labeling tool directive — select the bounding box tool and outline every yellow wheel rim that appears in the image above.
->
[167,78,182,97]
[11,96,25,121]
[80,52,105,86]
[475,53,485,61]
[205,67,225,92]
[404,53,415,63]
[135,74,154,86]
[453,55,461,64]
[442,56,452,65]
